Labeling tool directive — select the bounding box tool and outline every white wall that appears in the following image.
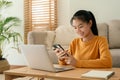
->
[69,0,120,23]
[4,0,25,65]
[7,0,120,65]
[7,0,24,35]
[57,0,70,27]
[58,0,120,27]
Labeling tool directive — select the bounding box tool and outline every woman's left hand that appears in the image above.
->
[64,52,77,66]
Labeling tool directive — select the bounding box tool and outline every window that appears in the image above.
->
[24,0,57,43]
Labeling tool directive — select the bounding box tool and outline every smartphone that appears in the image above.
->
[52,44,69,56]
[52,44,64,51]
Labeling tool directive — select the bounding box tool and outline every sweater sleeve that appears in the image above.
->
[75,37,112,68]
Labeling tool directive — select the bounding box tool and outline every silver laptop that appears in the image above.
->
[20,44,74,72]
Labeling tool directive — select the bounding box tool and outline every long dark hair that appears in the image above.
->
[70,10,98,35]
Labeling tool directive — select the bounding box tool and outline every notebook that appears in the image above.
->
[81,70,115,80]
[20,44,74,72]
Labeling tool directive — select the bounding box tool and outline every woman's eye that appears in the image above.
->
[72,26,77,29]
[78,26,83,28]
[73,25,83,29]
[74,27,77,29]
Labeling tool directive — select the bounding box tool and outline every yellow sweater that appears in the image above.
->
[59,36,112,68]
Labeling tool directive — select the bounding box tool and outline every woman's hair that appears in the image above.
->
[70,10,98,35]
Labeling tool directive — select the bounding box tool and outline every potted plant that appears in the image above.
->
[0,0,22,73]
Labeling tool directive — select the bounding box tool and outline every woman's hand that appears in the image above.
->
[64,53,77,66]
[54,48,77,66]
[54,48,67,60]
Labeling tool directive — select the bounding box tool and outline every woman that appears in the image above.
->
[54,10,112,68]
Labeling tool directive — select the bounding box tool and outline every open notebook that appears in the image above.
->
[81,70,115,80]
[20,44,74,72]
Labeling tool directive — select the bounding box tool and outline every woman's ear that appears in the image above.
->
[88,20,92,28]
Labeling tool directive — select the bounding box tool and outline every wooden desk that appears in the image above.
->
[4,67,120,80]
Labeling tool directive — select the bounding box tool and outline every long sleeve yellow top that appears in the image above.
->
[59,36,112,68]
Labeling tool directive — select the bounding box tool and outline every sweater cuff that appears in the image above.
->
[58,59,67,65]
[75,60,83,67]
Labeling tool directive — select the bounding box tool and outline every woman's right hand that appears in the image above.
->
[54,48,68,61]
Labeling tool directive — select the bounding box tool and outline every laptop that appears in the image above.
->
[20,44,74,72]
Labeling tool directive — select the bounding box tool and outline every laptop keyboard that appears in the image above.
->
[53,64,74,72]
[55,67,65,70]
[55,66,74,72]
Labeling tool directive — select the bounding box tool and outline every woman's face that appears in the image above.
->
[72,19,92,39]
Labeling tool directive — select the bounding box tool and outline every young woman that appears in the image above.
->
[54,10,112,68]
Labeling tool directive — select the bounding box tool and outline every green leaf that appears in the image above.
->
[3,17,21,29]
[0,0,12,9]
[0,0,22,57]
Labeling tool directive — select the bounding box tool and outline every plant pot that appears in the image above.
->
[0,59,10,73]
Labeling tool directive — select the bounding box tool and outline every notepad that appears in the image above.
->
[81,70,115,80]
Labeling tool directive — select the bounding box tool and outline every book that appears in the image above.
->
[81,70,115,80]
